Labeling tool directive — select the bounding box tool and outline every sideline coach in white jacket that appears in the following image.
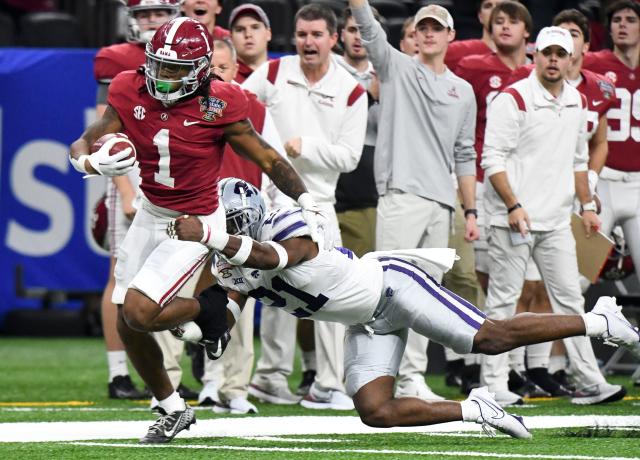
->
[480,26,625,405]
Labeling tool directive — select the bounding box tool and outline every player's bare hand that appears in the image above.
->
[167,215,203,242]
[464,214,480,242]
[508,207,531,236]
[284,137,302,158]
[582,210,601,238]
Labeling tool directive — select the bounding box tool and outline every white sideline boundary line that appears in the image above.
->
[68,441,640,460]
[1,415,639,443]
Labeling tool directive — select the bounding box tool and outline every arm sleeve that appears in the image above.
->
[241,60,271,103]
[299,86,367,173]
[574,106,589,172]
[454,91,478,177]
[481,92,522,177]
[351,4,400,81]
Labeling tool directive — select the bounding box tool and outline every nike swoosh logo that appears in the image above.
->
[479,396,505,419]
[163,414,184,438]
[593,100,604,106]
[183,120,199,126]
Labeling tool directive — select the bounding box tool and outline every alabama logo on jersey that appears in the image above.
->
[199,96,227,121]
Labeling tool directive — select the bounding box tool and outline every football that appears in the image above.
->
[90,132,136,160]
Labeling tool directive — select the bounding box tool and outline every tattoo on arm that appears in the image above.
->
[225,119,307,200]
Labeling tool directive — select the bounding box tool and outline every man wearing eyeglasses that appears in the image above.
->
[480,26,626,405]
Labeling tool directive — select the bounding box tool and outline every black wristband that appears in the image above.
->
[507,203,522,214]
[464,208,478,218]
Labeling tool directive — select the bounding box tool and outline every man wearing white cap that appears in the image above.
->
[348,0,479,402]
[480,26,626,405]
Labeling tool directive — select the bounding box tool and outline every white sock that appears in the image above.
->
[508,347,526,373]
[526,342,552,369]
[548,355,567,374]
[301,351,317,372]
[460,400,481,422]
[107,351,128,382]
[582,313,607,337]
[158,391,186,414]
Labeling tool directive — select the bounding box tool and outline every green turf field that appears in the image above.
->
[1,337,639,459]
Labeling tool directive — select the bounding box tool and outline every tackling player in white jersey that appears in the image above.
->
[169,178,640,439]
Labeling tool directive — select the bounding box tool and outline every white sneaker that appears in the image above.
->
[395,375,445,401]
[467,387,531,439]
[198,381,219,406]
[213,397,258,414]
[300,383,355,410]
[248,381,301,405]
[492,390,524,407]
[571,382,626,405]
[591,297,640,355]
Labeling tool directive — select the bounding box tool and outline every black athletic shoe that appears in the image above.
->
[296,370,316,396]
[527,367,573,397]
[552,370,576,392]
[460,364,481,395]
[445,359,464,388]
[139,404,196,444]
[177,383,199,401]
[108,375,147,400]
[508,370,550,398]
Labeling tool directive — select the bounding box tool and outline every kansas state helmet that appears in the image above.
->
[145,17,213,102]
[219,178,266,240]
[123,0,180,44]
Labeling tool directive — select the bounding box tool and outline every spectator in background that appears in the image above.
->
[228,3,272,83]
[93,0,189,401]
[583,0,640,290]
[243,3,367,410]
[333,6,380,258]
[445,0,507,69]
[481,26,625,406]
[455,1,552,401]
[399,15,418,55]
[349,0,479,402]
[181,0,229,39]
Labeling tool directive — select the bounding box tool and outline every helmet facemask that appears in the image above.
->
[219,178,266,240]
[126,2,180,44]
[145,46,211,102]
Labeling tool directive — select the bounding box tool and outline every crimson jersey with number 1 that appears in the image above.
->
[107,70,249,215]
[454,53,528,182]
[583,49,640,171]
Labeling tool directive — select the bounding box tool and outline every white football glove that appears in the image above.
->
[297,192,326,249]
[87,147,136,178]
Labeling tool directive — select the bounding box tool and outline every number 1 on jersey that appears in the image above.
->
[153,128,175,188]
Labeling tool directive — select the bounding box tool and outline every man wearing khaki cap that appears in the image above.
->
[481,26,626,405]
[348,0,479,402]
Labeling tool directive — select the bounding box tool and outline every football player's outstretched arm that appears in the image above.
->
[223,119,307,200]
[170,215,318,270]
[69,105,123,174]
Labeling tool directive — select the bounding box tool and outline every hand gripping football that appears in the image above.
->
[91,133,137,161]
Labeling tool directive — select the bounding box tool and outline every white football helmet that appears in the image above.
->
[123,0,180,44]
[219,177,266,240]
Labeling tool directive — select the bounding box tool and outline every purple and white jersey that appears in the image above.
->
[213,207,383,325]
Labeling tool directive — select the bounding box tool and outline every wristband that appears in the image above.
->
[507,203,522,214]
[264,241,289,270]
[581,200,597,213]
[226,298,241,323]
[70,154,90,174]
[464,208,478,218]
[297,192,314,209]
[198,218,230,250]
[228,235,253,265]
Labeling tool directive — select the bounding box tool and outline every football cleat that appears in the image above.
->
[212,397,258,415]
[467,387,532,439]
[571,382,626,405]
[108,375,147,400]
[300,383,354,411]
[249,381,301,405]
[139,404,195,444]
[591,297,640,356]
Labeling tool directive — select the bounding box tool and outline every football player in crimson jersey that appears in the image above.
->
[582,1,640,287]
[445,0,508,69]
[181,0,230,40]
[93,0,180,401]
[69,18,322,443]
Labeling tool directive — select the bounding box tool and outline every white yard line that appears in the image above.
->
[1,415,639,443]
[68,441,640,460]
